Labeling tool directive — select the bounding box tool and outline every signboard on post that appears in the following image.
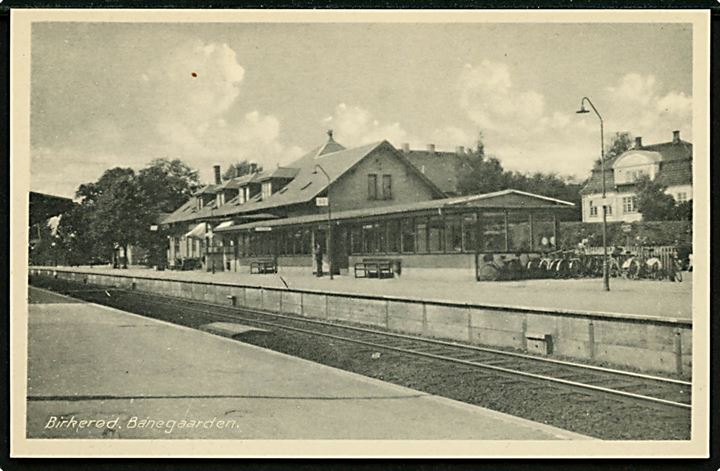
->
[621,223,632,233]
[315,197,329,207]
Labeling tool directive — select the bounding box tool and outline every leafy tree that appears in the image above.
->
[136,159,201,266]
[54,205,101,265]
[635,175,678,221]
[85,168,143,267]
[63,159,201,268]
[223,160,263,181]
[137,159,200,213]
[458,133,583,218]
[604,131,634,162]
[674,199,693,222]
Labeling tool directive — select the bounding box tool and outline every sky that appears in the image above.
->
[30,22,693,198]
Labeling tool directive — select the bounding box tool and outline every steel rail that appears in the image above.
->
[78,286,692,411]
[127,288,691,388]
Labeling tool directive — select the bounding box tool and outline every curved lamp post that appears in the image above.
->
[312,164,333,280]
[576,96,610,291]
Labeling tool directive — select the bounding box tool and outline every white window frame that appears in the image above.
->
[622,196,637,213]
[589,200,598,217]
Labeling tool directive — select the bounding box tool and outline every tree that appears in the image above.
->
[54,204,100,265]
[222,160,262,181]
[86,168,144,267]
[457,133,583,218]
[137,159,200,213]
[635,175,678,221]
[674,199,693,222]
[135,159,201,266]
[604,131,634,161]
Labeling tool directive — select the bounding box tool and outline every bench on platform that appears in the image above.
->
[250,259,277,274]
[354,259,395,279]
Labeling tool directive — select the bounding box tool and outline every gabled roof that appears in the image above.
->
[402,150,477,195]
[221,172,263,189]
[258,166,300,181]
[162,139,444,225]
[315,131,345,156]
[215,189,574,233]
[193,184,220,196]
[581,138,692,195]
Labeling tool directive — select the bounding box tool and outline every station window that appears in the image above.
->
[676,192,688,203]
[427,217,444,253]
[445,216,463,253]
[301,229,311,255]
[480,212,507,252]
[400,218,415,253]
[415,218,428,253]
[350,225,363,254]
[290,229,302,255]
[362,224,375,253]
[387,219,400,253]
[382,175,392,200]
[532,213,555,250]
[368,174,378,200]
[375,222,387,253]
[507,212,531,252]
[461,213,477,252]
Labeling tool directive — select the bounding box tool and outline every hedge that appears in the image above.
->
[559,221,692,249]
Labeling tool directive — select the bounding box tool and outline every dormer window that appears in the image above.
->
[612,151,662,185]
[261,181,273,200]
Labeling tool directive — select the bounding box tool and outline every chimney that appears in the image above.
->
[249,162,258,174]
[401,143,410,153]
[213,165,221,184]
[426,144,436,153]
[635,137,643,149]
[456,146,465,155]
[672,130,680,144]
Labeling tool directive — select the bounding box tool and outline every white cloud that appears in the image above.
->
[458,61,548,134]
[603,73,692,144]
[323,103,410,147]
[454,63,692,179]
[33,40,303,188]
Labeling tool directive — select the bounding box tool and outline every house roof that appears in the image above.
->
[214,189,574,233]
[221,172,263,189]
[193,184,220,196]
[581,139,692,195]
[258,166,301,181]
[162,139,445,225]
[402,150,477,195]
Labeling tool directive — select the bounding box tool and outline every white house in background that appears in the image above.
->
[580,130,692,223]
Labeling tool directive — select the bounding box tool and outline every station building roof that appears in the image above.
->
[214,189,574,233]
[163,139,444,225]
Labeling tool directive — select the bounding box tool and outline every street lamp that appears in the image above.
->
[576,96,610,291]
[312,164,333,280]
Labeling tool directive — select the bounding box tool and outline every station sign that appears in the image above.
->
[315,197,329,207]
[255,227,272,232]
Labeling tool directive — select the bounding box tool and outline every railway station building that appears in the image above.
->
[161,131,574,280]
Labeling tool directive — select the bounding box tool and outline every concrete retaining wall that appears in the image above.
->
[30,267,692,376]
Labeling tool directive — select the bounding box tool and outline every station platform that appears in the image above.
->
[26,286,588,440]
[41,264,692,319]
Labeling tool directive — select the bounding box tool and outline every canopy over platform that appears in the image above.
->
[215,189,574,234]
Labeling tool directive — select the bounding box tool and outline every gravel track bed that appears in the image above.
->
[29,278,691,440]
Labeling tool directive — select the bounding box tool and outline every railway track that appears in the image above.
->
[33,278,692,414]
